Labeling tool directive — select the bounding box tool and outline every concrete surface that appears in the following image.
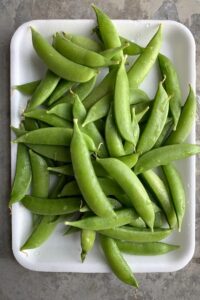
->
[0,0,200,299]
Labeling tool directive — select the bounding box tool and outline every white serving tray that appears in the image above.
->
[10,19,196,273]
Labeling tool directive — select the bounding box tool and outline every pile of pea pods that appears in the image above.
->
[10,5,199,288]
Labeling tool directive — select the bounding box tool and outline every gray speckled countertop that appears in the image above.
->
[0,1,200,299]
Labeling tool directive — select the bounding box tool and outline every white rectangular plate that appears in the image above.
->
[10,19,196,273]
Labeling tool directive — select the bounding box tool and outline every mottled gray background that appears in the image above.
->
[0,0,200,299]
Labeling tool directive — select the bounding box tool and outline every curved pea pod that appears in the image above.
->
[47,103,73,121]
[154,118,173,148]
[137,81,170,154]
[158,53,182,130]
[47,80,75,105]
[29,150,49,198]
[134,144,200,174]
[116,241,179,256]
[14,127,96,151]
[9,144,32,207]
[80,213,96,262]
[105,105,125,157]
[83,67,117,109]
[162,164,186,231]
[82,93,112,126]
[20,215,59,251]
[124,107,140,154]
[31,28,98,83]
[14,79,41,95]
[98,158,155,230]
[165,86,196,145]
[27,144,71,162]
[63,32,103,52]
[128,25,162,88]
[65,208,140,230]
[120,36,143,56]
[129,88,150,105]
[117,153,139,168]
[21,195,82,215]
[27,70,60,110]
[70,120,115,218]
[48,164,74,176]
[100,236,139,288]
[141,169,177,229]
[99,226,172,242]
[92,5,122,60]
[24,109,72,128]
[53,33,119,68]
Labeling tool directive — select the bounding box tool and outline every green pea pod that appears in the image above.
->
[27,144,71,162]
[158,53,182,130]
[141,169,177,229]
[29,150,49,198]
[15,127,96,151]
[134,144,200,174]
[162,164,186,231]
[99,226,172,242]
[70,120,115,218]
[24,109,72,128]
[128,25,162,88]
[31,28,98,83]
[100,236,139,288]
[14,79,41,95]
[48,80,75,105]
[9,144,32,206]
[63,33,103,52]
[98,158,155,230]
[154,118,173,148]
[92,5,122,60]
[11,126,27,137]
[165,86,196,144]
[105,105,125,157]
[114,59,134,143]
[48,164,73,176]
[124,107,140,154]
[120,36,143,56]
[83,68,117,109]
[129,88,150,105]
[116,241,179,255]
[137,81,169,154]
[100,43,129,59]
[23,117,39,131]
[80,212,96,262]
[47,103,73,121]
[117,153,139,168]
[65,208,140,230]
[53,33,119,68]
[21,195,82,215]
[27,70,60,110]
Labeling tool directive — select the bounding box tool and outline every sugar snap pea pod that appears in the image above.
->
[24,110,72,128]
[27,70,60,110]
[120,36,143,56]
[71,119,115,218]
[31,28,98,83]
[53,33,119,68]
[154,118,173,148]
[99,226,172,242]
[48,80,75,105]
[21,195,82,215]
[80,212,96,262]
[141,169,177,228]
[27,144,71,162]
[105,105,125,157]
[114,59,134,143]
[9,144,32,206]
[65,209,139,230]
[162,164,185,231]
[14,79,41,95]
[124,107,140,154]
[47,103,73,121]
[83,67,117,109]
[15,127,96,151]
[137,81,169,154]
[134,144,200,174]
[165,86,196,145]
[100,43,129,59]
[116,241,179,255]
[100,235,139,288]
[72,93,108,158]
[130,88,150,105]
[98,158,155,230]
[158,53,182,130]
[82,93,112,126]
[29,150,49,197]
[92,5,122,60]
[63,33,103,52]
[48,164,73,176]
[117,153,139,168]
[80,197,122,212]
[128,25,162,88]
